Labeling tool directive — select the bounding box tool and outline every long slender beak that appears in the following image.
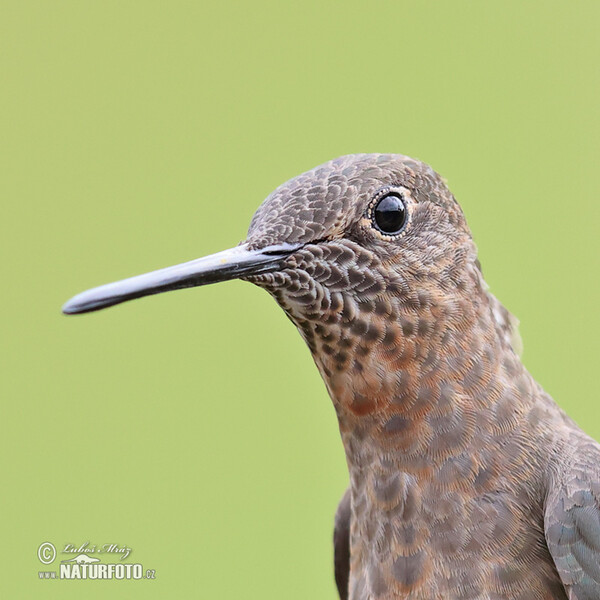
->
[62,242,299,315]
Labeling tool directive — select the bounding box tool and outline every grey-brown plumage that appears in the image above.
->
[63,154,600,599]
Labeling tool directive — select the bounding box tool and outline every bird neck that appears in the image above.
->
[301,262,541,477]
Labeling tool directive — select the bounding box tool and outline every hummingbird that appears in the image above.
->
[63,154,600,600]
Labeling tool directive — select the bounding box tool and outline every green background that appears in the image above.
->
[2,1,599,597]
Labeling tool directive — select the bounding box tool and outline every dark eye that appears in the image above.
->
[372,193,407,235]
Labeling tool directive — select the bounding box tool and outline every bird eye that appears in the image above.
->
[372,193,407,235]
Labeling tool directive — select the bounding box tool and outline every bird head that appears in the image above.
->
[63,154,476,320]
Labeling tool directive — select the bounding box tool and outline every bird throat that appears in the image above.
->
[279,269,515,470]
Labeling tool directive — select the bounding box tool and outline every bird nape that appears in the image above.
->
[63,154,600,600]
